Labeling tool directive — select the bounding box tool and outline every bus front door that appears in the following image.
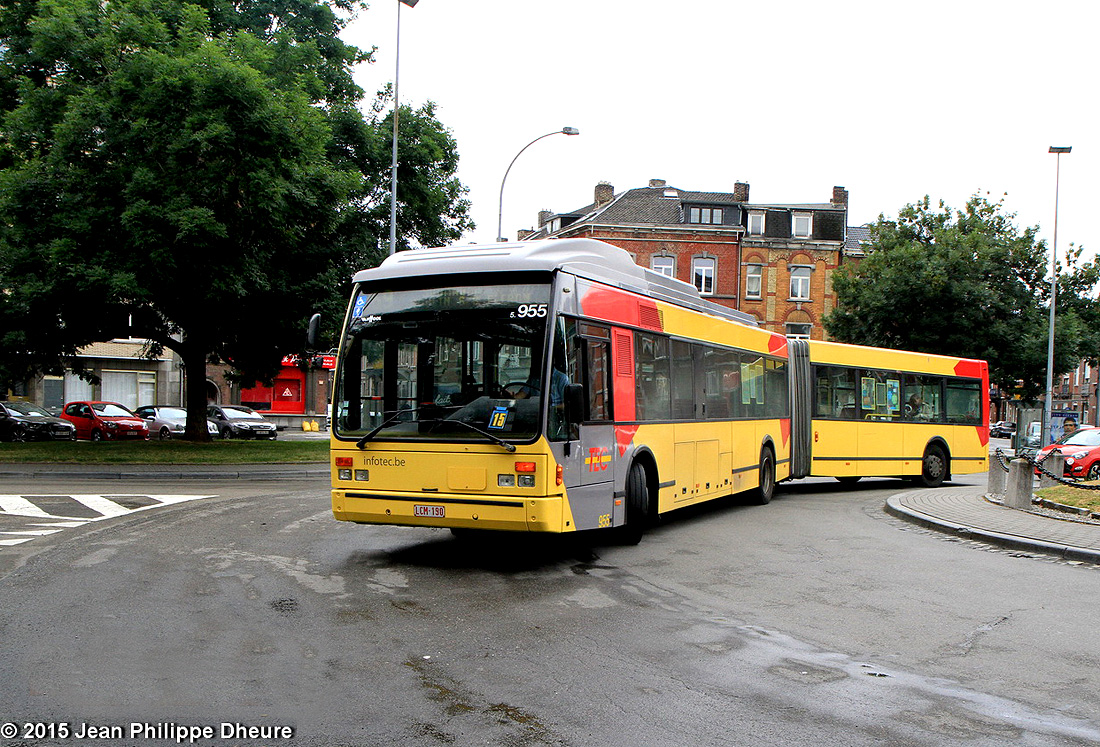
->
[553,424,615,532]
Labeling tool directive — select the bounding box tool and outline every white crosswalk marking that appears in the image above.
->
[0,495,215,548]
[68,494,133,518]
[0,495,53,518]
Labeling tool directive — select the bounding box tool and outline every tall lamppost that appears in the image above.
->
[496,127,580,243]
[388,0,420,256]
[1044,145,1071,445]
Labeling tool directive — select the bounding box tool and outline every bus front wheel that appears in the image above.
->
[918,445,947,488]
[752,447,776,505]
[619,462,651,545]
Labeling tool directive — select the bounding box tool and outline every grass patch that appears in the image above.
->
[1035,483,1100,513]
[0,439,329,464]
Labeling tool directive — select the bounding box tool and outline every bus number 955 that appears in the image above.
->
[512,304,548,318]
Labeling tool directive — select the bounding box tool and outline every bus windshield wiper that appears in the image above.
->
[357,412,416,449]
[357,413,516,452]
[421,418,517,453]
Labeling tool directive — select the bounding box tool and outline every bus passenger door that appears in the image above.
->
[550,319,615,532]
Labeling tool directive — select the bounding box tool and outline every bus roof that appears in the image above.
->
[354,238,758,327]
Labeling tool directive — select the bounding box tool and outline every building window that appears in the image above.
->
[748,211,765,235]
[786,323,812,338]
[745,265,762,299]
[692,257,716,295]
[651,256,675,277]
[688,207,723,225]
[790,267,811,300]
[792,212,813,238]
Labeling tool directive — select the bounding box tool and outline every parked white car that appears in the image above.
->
[135,406,219,439]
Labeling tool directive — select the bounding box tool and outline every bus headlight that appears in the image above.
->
[338,469,352,481]
[498,474,516,487]
[518,475,536,488]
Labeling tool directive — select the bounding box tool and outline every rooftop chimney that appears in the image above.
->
[831,186,849,206]
[594,181,614,207]
[648,178,666,188]
[538,210,553,227]
[734,182,750,202]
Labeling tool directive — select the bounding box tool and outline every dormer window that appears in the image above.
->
[688,207,723,225]
[748,211,765,235]
[792,212,813,238]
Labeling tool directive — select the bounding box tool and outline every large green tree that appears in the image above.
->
[825,194,1100,399]
[0,0,472,437]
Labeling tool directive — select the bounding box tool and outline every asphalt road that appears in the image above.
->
[0,471,1097,746]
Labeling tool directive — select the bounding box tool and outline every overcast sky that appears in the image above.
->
[344,0,1095,265]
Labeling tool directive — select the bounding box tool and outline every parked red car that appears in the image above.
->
[1035,426,1100,480]
[61,401,150,441]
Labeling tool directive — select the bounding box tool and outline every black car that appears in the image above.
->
[990,421,1016,439]
[0,400,77,442]
[207,404,278,439]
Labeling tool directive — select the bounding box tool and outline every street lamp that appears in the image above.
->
[1043,145,1071,446]
[388,0,420,256]
[496,127,580,243]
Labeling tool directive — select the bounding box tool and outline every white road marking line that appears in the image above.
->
[28,521,88,528]
[0,529,65,536]
[0,538,35,546]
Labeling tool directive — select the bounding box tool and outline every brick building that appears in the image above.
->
[519,179,857,339]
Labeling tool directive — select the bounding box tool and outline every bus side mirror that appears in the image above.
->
[563,384,585,426]
[306,313,321,351]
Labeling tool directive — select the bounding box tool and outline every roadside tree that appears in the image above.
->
[0,0,472,437]
[825,194,1099,399]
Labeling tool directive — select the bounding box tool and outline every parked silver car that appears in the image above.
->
[207,404,278,439]
[135,406,219,439]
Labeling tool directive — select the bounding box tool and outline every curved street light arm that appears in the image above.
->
[497,127,579,242]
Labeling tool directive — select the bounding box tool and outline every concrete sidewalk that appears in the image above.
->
[886,489,1100,564]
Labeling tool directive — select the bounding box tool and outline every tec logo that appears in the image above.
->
[585,446,611,472]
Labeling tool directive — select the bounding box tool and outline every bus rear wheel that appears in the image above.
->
[918,444,947,488]
[619,462,651,545]
[752,446,776,505]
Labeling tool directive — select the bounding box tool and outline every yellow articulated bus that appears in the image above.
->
[787,339,989,487]
[329,238,988,542]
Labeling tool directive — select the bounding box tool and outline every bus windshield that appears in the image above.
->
[334,283,552,444]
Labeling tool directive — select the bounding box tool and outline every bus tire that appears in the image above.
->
[752,446,776,505]
[918,444,948,488]
[619,462,651,545]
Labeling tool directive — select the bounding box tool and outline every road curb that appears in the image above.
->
[884,493,1100,565]
[0,467,329,481]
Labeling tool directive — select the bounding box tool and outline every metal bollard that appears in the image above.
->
[987,458,1006,496]
[1038,452,1065,489]
[1004,459,1034,510]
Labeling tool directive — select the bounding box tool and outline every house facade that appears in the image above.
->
[519,179,855,339]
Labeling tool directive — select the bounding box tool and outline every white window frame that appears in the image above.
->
[692,257,716,295]
[651,255,676,278]
[792,212,813,238]
[745,265,762,299]
[789,266,812,301]
[748,211,766,235]
[785,322,812,339]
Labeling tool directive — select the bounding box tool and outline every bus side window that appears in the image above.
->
[585,338,612,421]
[550,318,580,441]
[635,332,671,421]
[671,340,694,419]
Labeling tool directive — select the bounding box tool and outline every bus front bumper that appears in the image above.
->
[331,489,569,533]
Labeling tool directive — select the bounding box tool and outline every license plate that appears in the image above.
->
[414,505,445,518]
